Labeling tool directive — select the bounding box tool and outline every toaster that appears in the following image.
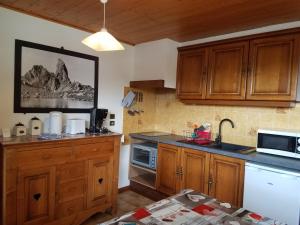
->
[66,119,86,135]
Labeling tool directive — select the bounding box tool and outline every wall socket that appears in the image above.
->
[110,114,115,119]
[110,121,115,126]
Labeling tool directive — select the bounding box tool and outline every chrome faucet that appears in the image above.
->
[215,118,235,145]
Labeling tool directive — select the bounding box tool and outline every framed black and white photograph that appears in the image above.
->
[14,39,99,113]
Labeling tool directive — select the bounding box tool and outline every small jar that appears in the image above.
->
[30,117,42,136]
[14,122,26,136]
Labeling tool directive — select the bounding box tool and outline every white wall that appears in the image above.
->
[133,39,179,88]
[0,7,133,188]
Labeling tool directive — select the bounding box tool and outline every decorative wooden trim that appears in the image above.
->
[178,27,300,51]
[180,99,296,108]
[129,80,165,89]
[118,186,131,193]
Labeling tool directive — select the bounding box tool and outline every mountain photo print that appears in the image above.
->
[14,40,99,113]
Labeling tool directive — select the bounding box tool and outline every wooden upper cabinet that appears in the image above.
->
[180,148,209,195]
[156,144,181,195]
[177,48,208,99]
[247,34,300,101]
[209,154,245,207]
[206,41,249,100]
[17,167,55,225]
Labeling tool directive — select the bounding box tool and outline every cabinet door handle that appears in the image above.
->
[98,178,103,184]
[33,193,41,201]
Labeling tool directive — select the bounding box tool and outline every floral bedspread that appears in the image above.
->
[100,189,285,225]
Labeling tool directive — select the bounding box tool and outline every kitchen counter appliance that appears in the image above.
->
[257,128,300,159]
[244,162,300,225]
[131,142,157,170]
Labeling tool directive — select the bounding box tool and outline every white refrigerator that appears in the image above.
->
[243,162,300,225]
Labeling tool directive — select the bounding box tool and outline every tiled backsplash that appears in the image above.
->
[155,92,300,147]
[123,88,300,147]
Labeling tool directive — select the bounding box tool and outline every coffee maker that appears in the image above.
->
[89,108,109,134]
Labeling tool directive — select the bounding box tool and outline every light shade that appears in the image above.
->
[82,28,125,51]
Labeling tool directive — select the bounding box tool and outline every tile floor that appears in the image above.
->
[82,190,154,225]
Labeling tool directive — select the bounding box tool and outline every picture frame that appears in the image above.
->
[14,39,99,113]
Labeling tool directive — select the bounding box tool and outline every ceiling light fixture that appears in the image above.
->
[82,0,124,51]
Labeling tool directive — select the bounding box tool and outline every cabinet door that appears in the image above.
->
[156,144,181,195]
[17,167,55,225]
[87,156,113,208]
[247,34,300,101]
[209,154,244,207]
[180,148,210,194]
[177,48,208,99]
[206,41,249,100]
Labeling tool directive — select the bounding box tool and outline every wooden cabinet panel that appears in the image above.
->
[209,154,244,207]
[206,41,249,100]
[57,161,85,181]
[58,179,85,202]
[17,167,55,225]
[56,198,84,219]
[177,48,208,99]
[2,135,121,225]
[87,156,113,208]
[73,142,114,160]
[247,34,300,101]
[156,144,181,195]
[16,147,72,168]
[181,148,210,194]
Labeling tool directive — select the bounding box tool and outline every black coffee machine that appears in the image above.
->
[89,108,109,134]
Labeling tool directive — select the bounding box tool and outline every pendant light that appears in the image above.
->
[82,0,124,51]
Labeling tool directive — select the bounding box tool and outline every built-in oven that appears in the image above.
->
[130,142,157,170]
[257,129,300,159]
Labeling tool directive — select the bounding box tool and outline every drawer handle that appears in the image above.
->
[33,193,41,201]
[98,178,103,184]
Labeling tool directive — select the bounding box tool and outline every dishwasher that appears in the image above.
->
[243,162,300,225]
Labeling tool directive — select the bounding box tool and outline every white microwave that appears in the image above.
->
[257,129,300,159]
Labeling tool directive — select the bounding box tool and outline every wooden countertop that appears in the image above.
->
[0,132,122,147]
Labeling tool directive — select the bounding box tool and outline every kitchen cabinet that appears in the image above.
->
[17,167,55,225]
[156,144,180,195]
[247,33,300,101]
[177,29,300,107]
[209,154,245,207]
[206,41,248,100]
[156,144,245,207]
[1,135,121,225]
[176,48,208,99]
[180,148,209,194]
[87,156,113,208]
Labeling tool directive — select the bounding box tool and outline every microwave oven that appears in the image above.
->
[257,129,300,159]
[131,142,157,170]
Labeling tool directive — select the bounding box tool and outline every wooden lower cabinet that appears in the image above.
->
[17,166,56,225]
[1,135,121,225]
[156,144,180,195]
[157,144,245,207]
[180,148,210,194]
[87,156,113,208]
[209,154,245,207]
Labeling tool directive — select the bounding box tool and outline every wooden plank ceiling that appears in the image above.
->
[1,0,300,45]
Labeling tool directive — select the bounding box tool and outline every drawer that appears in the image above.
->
[56,198,84,219]
[57,161,85,181]
[16,146,73,167]
[58,179,85,202]
[74,142,114,159]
